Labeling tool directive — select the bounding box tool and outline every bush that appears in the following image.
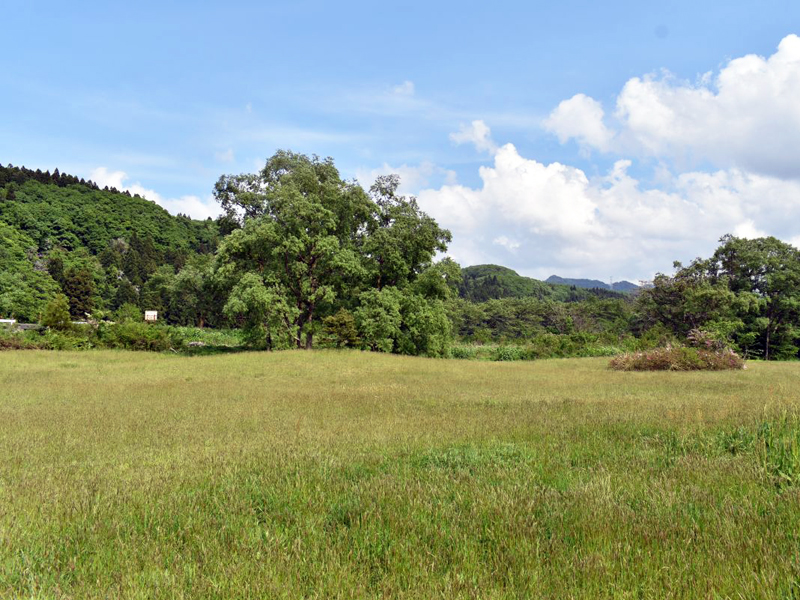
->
[0,329,40,350]
[97,322,184,352]
[320,309,361,349]
[40,294,73,331]
[609,345,745,371]
[449,345,479,360]
[36,329,95,350]
[492,345,526,361]
[115,303,143,323]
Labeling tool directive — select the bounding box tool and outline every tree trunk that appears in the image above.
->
[305,305,314,349]
[765,325,771,361]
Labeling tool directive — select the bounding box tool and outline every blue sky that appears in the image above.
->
[3,1,800,281]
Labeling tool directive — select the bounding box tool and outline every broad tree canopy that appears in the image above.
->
[215,151,453,352]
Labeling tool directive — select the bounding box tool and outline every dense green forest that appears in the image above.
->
[1,156,799,359]
[0,164,220,325]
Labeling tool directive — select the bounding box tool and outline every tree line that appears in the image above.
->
[2,152,800,359]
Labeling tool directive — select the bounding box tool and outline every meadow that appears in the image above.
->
[1,350,799,599]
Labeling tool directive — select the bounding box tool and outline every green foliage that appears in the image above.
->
[96,322,184,352]
[450,332,634,362]
[0,222,60,321]
[215,151,453,354]
[320,309,361,348]
[635,270,742,340]
[448,344,479,359]
[114,303,142,323]
[394,293,451,357]
[170,256,217,327]
[222,272,300,349]
[113,279,139,309]
[0,328,39,350]
[354,287,403,353]
[0,165,219,326]
[448,295,634,344]
[215,152,373,349]
[460,264,628,302]
[62,266,95,318]
[0,165,218,256]
[351,287,451,357]
[758,412,800,488]
[638,235,800,360]
[6,163,800,365]
[362,175,451,291]
[35,328,95,350]
[40,294,73,331]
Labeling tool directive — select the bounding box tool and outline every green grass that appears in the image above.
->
[1,350,799,599]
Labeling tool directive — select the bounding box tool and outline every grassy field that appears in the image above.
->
[1,350,799,599]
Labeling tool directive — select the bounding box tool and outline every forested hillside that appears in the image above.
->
[0,165,218,255]
[0,164,219,322]
[545,275,640,292]
[460,264,628,302]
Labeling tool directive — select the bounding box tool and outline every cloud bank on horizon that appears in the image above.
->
[412,34,800,281]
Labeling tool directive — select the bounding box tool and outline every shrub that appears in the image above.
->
[36,329,94,350]
[320,309,361,349]
[492,345,526,361]
[0,329,40,350]
[40,294,73,332]
[98,322,183,352]
[609,345,745,371]
[115,303,144,323]
[449,345,479,360]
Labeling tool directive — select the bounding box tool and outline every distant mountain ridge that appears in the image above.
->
[546,275,639,292]
[459,265,629,302]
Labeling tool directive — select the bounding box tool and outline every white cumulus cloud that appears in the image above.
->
[543,93,614,152]
[544,34,800,179]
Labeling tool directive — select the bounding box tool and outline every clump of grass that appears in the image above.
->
[758,411,800,488]
[609,345,745,371]
[448,344,479,359]
[172,326,243,347]
[449,335,629,362]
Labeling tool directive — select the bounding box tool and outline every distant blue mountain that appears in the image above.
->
[546,275,639,292]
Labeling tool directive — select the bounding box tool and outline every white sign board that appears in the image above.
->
[144,311,158,322]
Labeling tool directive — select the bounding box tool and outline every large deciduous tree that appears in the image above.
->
[215,151,373,349]
[214,151,453,353]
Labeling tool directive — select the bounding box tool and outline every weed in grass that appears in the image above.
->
[758,411,800,488]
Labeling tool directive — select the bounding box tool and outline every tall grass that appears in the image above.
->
[0,350,799,598]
